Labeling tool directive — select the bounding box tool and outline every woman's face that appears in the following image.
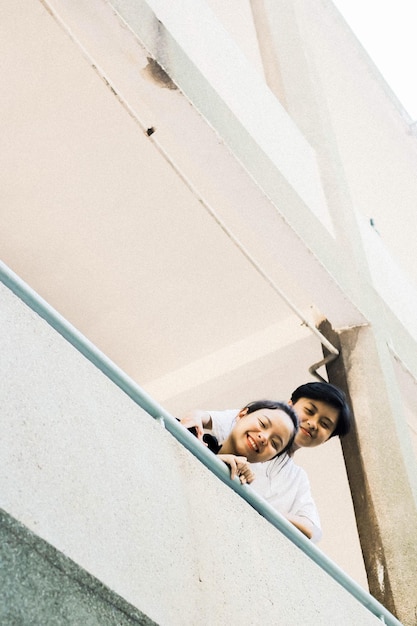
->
[291,397,339,448]
[230,407,295,463]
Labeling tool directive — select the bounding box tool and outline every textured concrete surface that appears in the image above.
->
[0,508,157,626]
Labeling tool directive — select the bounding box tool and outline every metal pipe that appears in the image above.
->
[146,139,341,379]
[0,261,401,625]
[308,352,340,382]
[144,132,341,379]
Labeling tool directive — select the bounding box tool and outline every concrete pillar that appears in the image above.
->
[321,320,417,624]
[249,0,373,301]
[249,3,417,621]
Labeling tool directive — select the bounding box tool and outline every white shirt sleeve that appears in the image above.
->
[289,466,322,543]
[207,409,238,444]
[250,457,322,543]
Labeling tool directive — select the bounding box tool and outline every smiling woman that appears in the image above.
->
[218,400,298,463]
[181,400,298,485]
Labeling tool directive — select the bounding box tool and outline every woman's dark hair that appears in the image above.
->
[290,382,352,438]
[243,399,299,456]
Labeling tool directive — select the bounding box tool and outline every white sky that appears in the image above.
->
[332,0,417,120]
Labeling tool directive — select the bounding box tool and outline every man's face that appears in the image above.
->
[230,407,295,463]
[291,397,339,448]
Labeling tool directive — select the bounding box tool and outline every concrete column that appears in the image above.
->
[249,3,417,621]
[321,320,417,625]
[249,0,373,300]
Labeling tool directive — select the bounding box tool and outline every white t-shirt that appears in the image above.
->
[209,409,322,543]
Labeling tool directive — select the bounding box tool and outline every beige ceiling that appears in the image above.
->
[0,0,327,414]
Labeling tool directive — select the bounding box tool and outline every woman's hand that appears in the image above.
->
[217,454,255,484]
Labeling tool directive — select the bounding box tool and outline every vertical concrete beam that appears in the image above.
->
[250,10,417,620]
[249,0,372,299]
[321,320,417,624]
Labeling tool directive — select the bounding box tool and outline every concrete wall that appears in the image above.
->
[0,282,383,625]
[299,0,417,291]
[0,509,156,626]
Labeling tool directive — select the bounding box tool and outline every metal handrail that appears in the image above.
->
[0,260,402,625]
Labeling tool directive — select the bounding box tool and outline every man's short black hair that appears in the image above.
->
[290,382,352,438]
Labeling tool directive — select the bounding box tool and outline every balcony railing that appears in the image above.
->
[0,260,403,626]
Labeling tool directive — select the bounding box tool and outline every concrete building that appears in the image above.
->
[1,0,416,624]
